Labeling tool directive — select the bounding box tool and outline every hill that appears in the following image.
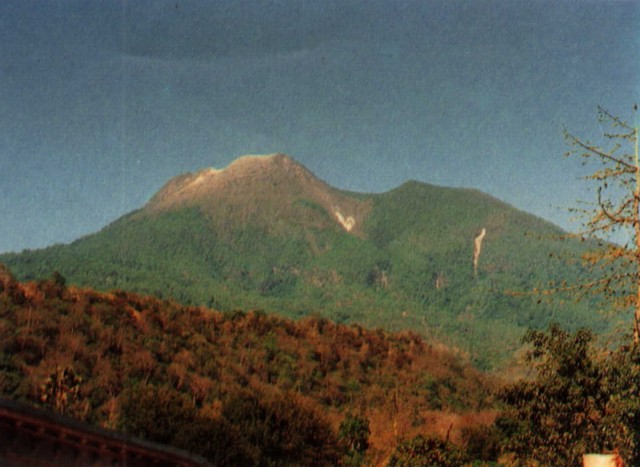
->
[0,154,606,368]
[0,269,496,465]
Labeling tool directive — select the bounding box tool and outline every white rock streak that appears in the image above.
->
[334,209,355,232]
[473,227,487,276]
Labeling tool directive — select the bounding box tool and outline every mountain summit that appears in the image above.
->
[147,154,309,211]
[0,154,604,368]
[145,153,370,236]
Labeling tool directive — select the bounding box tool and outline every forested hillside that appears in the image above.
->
[0,155,609,369]
[0,266,497,465]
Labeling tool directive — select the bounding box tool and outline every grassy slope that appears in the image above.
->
[0,181,606,369]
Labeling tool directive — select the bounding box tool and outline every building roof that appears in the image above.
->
[0,397,211,466]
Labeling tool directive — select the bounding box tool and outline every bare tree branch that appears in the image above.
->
[564,130,636,170]
[546,107,640,342]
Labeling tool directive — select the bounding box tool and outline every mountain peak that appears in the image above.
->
[143,154,371,236]
[228,152,295,169]
[146,153,306,211]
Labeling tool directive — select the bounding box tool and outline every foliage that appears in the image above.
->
[39,366,85,417]
[497,323,640,465]
[0,269,493,464]
[339,412,370,465]
[459,424,502,464]
[339,412,370,453]
[120,384,196,445]
[387,434,469,467]
[120,383,254,465]
[562,107,640,339]
[221,389,341,466]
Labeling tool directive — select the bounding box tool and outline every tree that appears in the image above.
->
[119,384,196,445]
[339,413,370,465]
[39,366,86,418]
[497,325,604,464]
[387,434,468,467]
[0,263,15,291]
[562,106,639,340]
[221,390,341,466]
[496,324,640,465]
[119,384,257,465]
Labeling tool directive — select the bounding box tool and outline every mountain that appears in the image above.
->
[0,154,606,368]
[144,153,371,237]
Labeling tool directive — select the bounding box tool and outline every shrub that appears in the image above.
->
[221,390,341,466]
[387,434,468,466]
[497,324,640,465]
[339,412,370,466]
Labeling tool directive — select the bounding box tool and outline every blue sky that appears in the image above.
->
[0,0,638,253]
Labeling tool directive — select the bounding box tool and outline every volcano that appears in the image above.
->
[0,154,605,368]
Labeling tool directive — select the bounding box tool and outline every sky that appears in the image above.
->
[0,0,638,254]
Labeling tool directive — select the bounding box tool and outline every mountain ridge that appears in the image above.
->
[0,153,605,368]
[143,153,372,237]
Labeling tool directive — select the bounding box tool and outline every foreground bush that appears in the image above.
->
[387,434,468,466]
[497,324,640,465]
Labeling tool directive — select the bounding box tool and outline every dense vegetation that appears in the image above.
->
[496,324,640,465]
[4,266,640,464]
[0,267,496,465]
[0,175,608,369]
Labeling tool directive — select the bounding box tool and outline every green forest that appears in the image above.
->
[0,179,610,370]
